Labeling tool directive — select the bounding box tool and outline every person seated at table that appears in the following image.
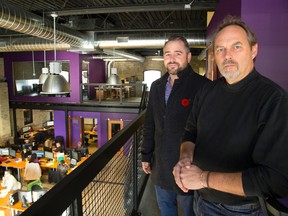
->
[22,140,32,159]
[23,139,31,145]
[57,160,70,180]
[33,132,45,147]
[29,152,39,164]
[44,137,54,148]
[75,141,89,157]
[92,124,98,133]
[75,141,85,151]
[53,141,64,153]
[1,169,21,193]
[24,153,42,183]
[0,156,7,163]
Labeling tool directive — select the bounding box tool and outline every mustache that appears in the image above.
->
[168,62,179,65]
[223,59,237,67]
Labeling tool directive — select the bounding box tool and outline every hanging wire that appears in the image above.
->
[32,50,36,77]
[44,50,46,67]
[51,13,58,61]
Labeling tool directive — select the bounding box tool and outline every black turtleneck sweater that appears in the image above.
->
[183,69,288,204]
[142,65,210,194]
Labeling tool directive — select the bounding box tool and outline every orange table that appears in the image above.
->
[0,159,26,181]
[0,187,27,216]
[40,155,89,174]
[67,156,89,175]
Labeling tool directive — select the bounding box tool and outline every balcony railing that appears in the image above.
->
[21,110,147,216]
[81,83,147,106]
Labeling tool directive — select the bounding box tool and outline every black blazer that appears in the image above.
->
[142,65,210,194]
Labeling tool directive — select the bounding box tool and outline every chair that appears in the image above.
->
[48,170,62,184]
[27,179,43,191]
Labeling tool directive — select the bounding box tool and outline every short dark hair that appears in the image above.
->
[29,152,37,163]
[164,36,190,54]
[211,15,257,51]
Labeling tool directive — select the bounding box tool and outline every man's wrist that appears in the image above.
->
[200,171,211,189]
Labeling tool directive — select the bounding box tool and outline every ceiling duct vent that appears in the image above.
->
[117,37,129,43]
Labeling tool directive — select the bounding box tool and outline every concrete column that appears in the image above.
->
[0,58,12,144]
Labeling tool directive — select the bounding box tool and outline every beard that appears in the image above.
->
[220,60,240,82]
[167,62,183,75]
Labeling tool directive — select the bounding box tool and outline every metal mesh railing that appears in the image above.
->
[83,141,134,215]
[22,111,146,216]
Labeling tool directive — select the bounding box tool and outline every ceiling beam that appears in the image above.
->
[49,2,218,17]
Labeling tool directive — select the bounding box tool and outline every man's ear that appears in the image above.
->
[188,52,192,62]
[252,43,258,60]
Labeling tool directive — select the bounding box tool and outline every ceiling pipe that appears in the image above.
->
[103,49,145,62]
[51,2,217,16]
[92,55,125,60]
[0,2,209,54]
[95,33,206,49]
[0,42,70,52]
[0,1,86,47]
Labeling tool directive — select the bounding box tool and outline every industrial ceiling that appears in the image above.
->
[0,0,219,58]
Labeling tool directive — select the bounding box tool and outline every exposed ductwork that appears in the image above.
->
[0,1,87,48]
[103,49,145,62]
[95,33,206,49]
[0,2,208,56]
[0,41,70,52]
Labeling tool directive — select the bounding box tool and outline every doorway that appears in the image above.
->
[107,119,124,155]
[68,116,83,149]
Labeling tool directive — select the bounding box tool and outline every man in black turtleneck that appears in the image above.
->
[173,16,288,216]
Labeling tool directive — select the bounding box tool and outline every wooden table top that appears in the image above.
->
[0,187,27,213]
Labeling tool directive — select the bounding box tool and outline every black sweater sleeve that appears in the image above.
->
[243,94,288,198]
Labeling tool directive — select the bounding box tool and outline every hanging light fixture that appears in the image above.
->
[41,13,70,95]
[107,68,122,85]
[38,50,49,85]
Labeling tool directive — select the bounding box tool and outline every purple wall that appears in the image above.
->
[207,0,242,41]
[88,59,105,83]
[62,111,137,148]
[241,0,288,90]
[1,51,93,103]
[54,110,67,146]
[207,0,288,90]
[98,112,137,147]
[87,59,105,99]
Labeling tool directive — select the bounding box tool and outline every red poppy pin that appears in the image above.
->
[181,98,190,107]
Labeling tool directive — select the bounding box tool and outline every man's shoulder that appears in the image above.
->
[187,70,211,84]
[256,72,287,96]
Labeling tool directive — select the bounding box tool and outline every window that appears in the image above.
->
[143,70,161,91]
